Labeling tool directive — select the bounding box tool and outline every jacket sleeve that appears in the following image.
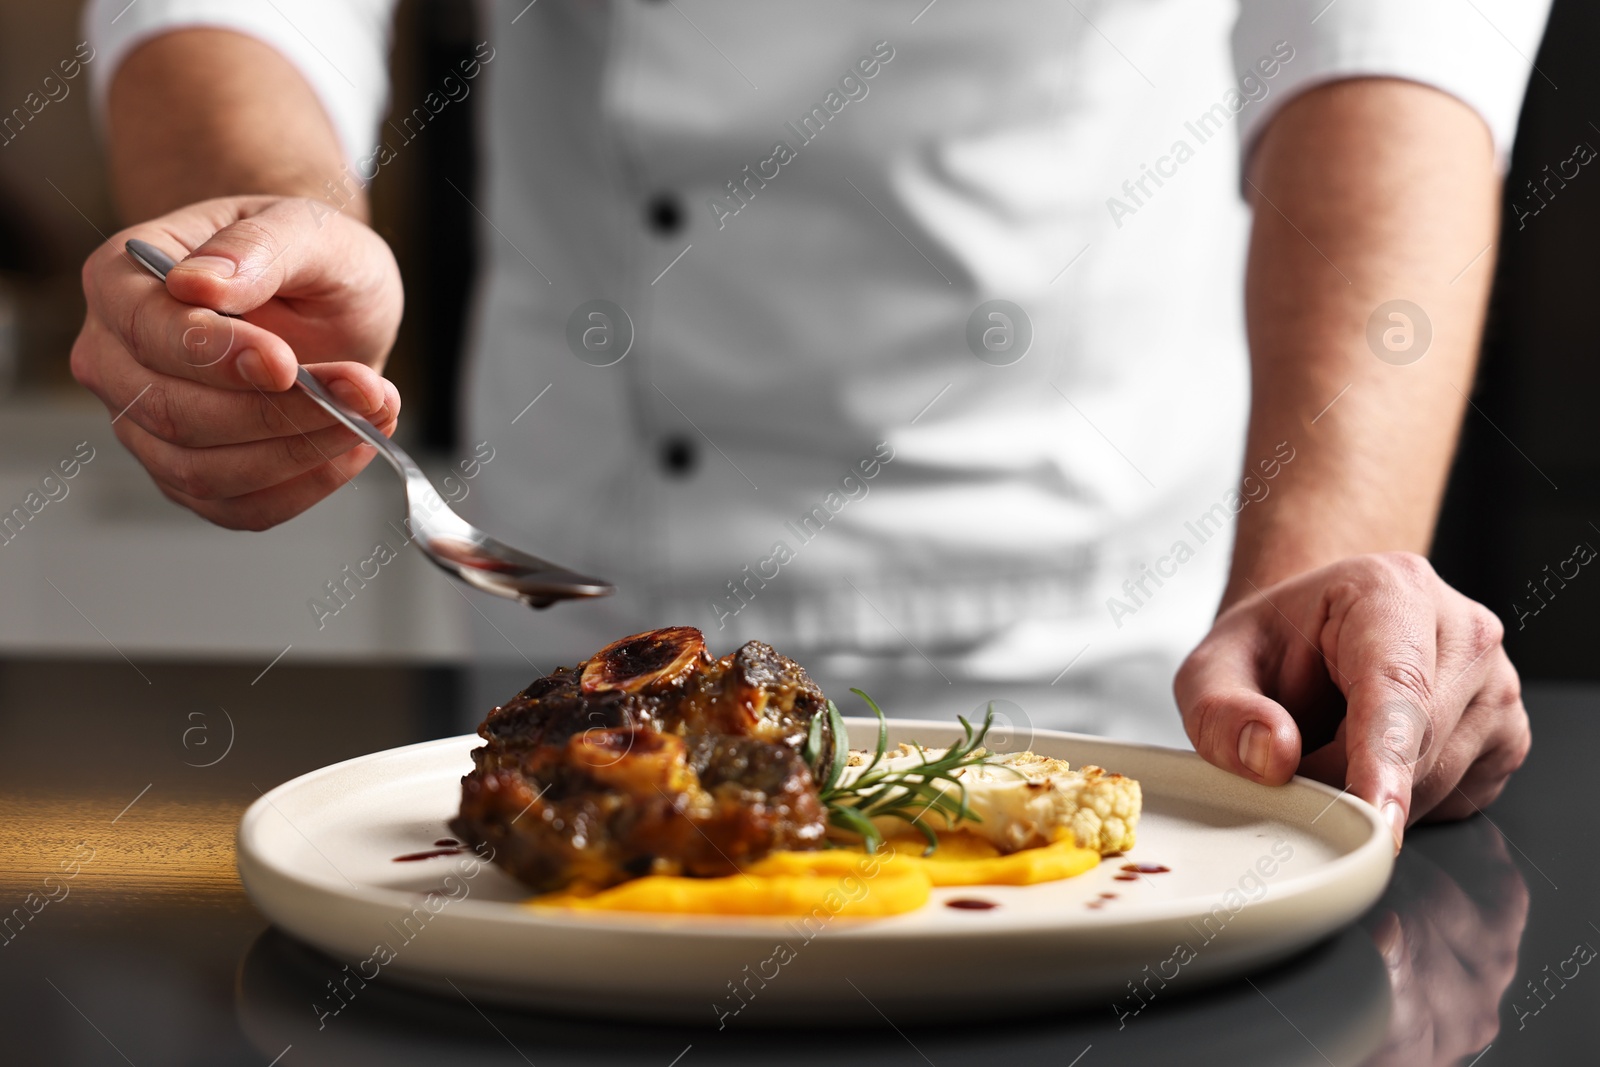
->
[82,0,399,168]
[1233,0,1553,170]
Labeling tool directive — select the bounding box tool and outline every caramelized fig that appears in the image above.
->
[580,626,706,694]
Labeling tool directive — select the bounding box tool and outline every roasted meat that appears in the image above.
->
[450,626,830,893]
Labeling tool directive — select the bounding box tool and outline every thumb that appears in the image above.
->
[166,197,352,315]
[1174,627,1303,785]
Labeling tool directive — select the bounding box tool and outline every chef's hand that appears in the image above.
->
[73,195,404,530]
[1174,552,1530,848]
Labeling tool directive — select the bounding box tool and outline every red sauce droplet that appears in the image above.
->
[1099,892,1117,899]
[945,898,999,911]
[434,838,460,847]
[393,847,465,862]
[1086,901,1105,909]
[1119,863,1171,874]
[1113,874,1139,881]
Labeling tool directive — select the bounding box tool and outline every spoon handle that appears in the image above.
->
[288,364,422,483]
[124,238,421,482]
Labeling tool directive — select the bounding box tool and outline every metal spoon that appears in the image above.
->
[125,237,614,609]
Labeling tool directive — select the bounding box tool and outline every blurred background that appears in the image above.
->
[0,0,1593,676]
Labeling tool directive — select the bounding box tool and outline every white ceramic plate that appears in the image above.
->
[237,721,1393,1025]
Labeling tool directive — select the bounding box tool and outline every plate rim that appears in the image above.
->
[238,721,1394,942]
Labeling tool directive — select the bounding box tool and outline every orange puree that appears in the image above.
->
[527,831,1099,916]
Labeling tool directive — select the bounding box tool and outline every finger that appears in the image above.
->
[1327,557,1443,847]
[163,197,392,317]
[1402,594,1510,814]
[1417,658,1529,821]
[83,242,302,390]
[1174,623,1304,784]
[84,337,398,448]
[154,443,387,531]
[113,403,398,502]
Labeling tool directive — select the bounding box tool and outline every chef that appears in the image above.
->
[74,0,1547,849]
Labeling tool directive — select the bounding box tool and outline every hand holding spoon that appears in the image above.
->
[126,237,614,609]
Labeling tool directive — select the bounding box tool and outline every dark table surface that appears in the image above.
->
[0,658,1593,1066]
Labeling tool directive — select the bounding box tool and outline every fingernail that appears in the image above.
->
[1237,721,1271,778]
[236,349,273,389]
[1381,800,1406,852]
[176,254,237,279]
[328,378,378,413]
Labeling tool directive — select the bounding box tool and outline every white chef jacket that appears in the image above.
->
[87,0,1548,743]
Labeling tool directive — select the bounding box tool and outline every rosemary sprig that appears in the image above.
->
[804,688,1003,856]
